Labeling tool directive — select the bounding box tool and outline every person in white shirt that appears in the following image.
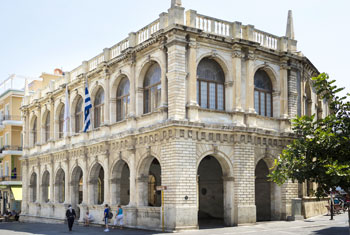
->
[83,211,94,226]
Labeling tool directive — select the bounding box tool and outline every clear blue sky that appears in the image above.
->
[0,0,349,96]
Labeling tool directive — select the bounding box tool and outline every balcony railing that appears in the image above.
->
[0,176,22,182]
[0,146,23,153]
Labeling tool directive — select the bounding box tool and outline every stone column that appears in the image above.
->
[64,153,71,204]
[281,180,298,220]
[103,152,110,204]
[245,50,256,113]
[280,60,289,118]
[288,69,298,118]
[223,176,235,226]
[21,159,28,214]
[36,161,41,203]
[160,45,168,109]
[233,140,256,224]
[187,38,199,122]
[23,110,29,148]
[166,32,187,120]
[49,99,54,141]
[129,60,136,118]
[83,153,89,204]
[49,157,54,203]
[128,149,137,206]
[232,45,242,111]
[103,68,110,125]
[36,106,42,145]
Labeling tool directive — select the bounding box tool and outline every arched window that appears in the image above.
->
[75,96,83,133]
[32,117,37,146]
[94,88,104,128]
[58,106,64,139]
[30,172,37,202]
[144,63,161,114]
[45,112,50,142]
[254,70,273,117]
[197,58,225,110]
[117,78,130,121]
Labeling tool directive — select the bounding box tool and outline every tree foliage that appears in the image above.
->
[269,73,350,197]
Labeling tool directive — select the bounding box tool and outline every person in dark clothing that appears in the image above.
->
[66,205,76,231]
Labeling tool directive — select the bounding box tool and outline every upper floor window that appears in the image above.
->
[94,88,104,128]
[254,70,273,117]
[117,77,130,121]
[59,106,64,139]
[45,112,50,142]
[197,58,225,110]
[75,96,83,133]
[144,63,161,114]
[32,117,37,146]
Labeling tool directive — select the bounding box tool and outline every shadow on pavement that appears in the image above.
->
[0,222,166,235]
[312,226,349,235]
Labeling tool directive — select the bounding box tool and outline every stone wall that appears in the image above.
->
[302,198,328,218]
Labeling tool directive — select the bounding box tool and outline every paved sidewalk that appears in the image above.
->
[0,213,349,235]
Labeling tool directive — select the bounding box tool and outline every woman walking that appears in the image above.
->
[114,205,124,229]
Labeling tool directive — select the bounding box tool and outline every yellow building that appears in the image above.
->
[0,75,24,214]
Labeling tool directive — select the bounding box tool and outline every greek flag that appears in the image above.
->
[83,79,92,132]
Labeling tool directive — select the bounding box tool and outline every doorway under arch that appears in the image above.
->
[255,159,271,221]
[111,160,130,205]
[197,156,224,227]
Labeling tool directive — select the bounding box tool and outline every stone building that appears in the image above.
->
[20,0,329,230]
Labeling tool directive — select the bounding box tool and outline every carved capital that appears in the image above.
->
[247,52,256,60]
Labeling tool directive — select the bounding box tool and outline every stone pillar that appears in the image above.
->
[160,46,168,109]
[232,45,242,111]
[36,161,41,203]
[21,159,28,214]
[49,99,54,140]
[245,50,256,113]
[280,60,289,118]
[103,153,110,204]
[23,110,29,148]
[233,141,256,224]
[187,38,199,122]
[83,154,89,204]
[49,157,54,203]
[64,154,71,204]
[281,180,298,220]
[223,177,235,226]
[161,138,198,230]
[288,69,298,118]
[129,60,136,118]
[128,149,137,206]
[166,32,187,120]
[104,69,110,125]
[36,106,42,145]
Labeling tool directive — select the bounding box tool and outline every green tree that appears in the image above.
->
[269,73,350,226]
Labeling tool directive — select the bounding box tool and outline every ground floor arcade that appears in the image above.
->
[20,127,298,230]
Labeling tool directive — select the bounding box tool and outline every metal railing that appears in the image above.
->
[0,176,22,182]
[0,146,23,152]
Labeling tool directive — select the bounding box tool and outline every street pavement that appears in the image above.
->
[0,212,349,235]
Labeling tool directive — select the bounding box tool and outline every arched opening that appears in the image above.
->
[117,77,130,121]
[71,166,83,205]
[111,160,130,205]
[197,58,225,110]
[44,112,50,143]
[42,171,50,202]
[31,116,37,146]
[55,168,65,203]
[94,88,105,128]
[58,105,64,139]
[254,70,273,117]
[75,96,83,133]
[255,159,271,221]
[305,83,312,116]
[89,163,104,205]
[30,172,37,202]
[197,156,224,227]
[144,63,161,114]
[137,156,162,207]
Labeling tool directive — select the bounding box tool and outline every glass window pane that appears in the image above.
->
[260,92,265,116]
[266,93,272,117]
[144,90,149,114]
[209,83,216,109]
[217,84,224,110]
[197,81,199,105]
[156,84,161,108]
[200,82,207,108]
[254,91,259,114]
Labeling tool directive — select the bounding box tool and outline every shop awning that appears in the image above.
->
[10,187,22,201]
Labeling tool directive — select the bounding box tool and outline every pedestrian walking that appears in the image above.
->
[113,205,124,229]
[103,204,110,232]
[65,205,76,232]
